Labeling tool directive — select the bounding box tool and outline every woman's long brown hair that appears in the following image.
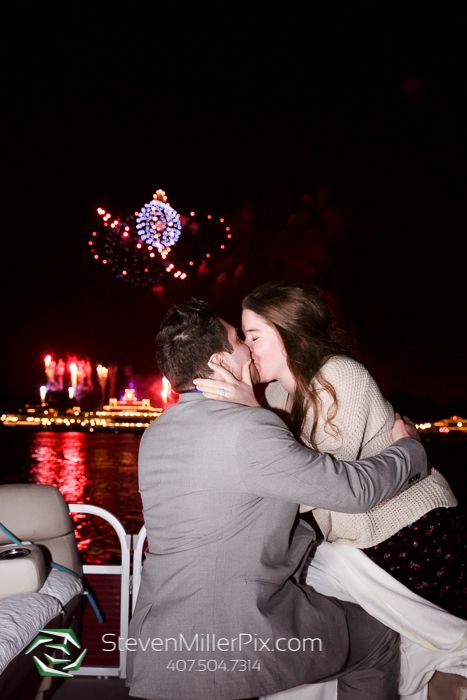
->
[242,281,356,449]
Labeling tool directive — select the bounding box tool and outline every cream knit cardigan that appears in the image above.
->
[264,356,457,548]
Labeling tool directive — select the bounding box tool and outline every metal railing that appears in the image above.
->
[68,504,133,679]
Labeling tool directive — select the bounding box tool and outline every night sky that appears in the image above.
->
[2,11,465,418]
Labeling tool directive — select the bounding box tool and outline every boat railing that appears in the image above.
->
[69,504,132,679]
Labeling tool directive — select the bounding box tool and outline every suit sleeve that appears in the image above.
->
[236,409,427,512]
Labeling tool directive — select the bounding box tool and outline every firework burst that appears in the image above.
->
[90,190,233,287]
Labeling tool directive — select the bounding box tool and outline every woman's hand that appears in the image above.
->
[391,413,421,442]
[194,360,261,407]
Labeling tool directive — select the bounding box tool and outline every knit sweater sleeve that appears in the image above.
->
[304,357,394,461]
[265,359,456,547]
[301,357,393,523]
[311,358,457,547]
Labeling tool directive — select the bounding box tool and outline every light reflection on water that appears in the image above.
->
[2,429,465,565]
[1,430,144,564]
[31,432,89,503]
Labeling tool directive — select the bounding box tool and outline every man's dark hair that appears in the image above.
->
[156,299,233,392]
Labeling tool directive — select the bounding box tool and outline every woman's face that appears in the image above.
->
[242,309,291,386]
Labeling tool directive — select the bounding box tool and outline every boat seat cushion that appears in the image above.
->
[0,484,82,576]
[0,568,84,673]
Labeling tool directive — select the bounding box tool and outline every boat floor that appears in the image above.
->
[51,675,145,699]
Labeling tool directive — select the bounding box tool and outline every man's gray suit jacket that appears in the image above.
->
[127,392,426,700]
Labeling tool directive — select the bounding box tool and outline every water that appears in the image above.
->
[1,428,465,563]
[0,429,144,563]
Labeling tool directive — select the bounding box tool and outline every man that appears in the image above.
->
[127,300,427,700]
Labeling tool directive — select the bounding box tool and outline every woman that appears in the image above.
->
[195,281,465,618]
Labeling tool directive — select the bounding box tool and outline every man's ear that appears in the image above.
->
[209,352,233,372]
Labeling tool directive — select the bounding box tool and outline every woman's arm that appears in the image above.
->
[305,357,394,461]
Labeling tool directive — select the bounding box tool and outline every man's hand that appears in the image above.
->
[193,360,261,407]
[391,413,421,442]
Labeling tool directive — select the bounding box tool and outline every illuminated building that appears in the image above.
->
[1,389,163,433]
[433,415,467,435]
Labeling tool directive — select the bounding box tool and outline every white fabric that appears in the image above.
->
[306,542,467,699]
[260,543,467,700]
[259,681,337,700]
[40,567,84,606]
[0,568,84,673]
[307,543,466,652]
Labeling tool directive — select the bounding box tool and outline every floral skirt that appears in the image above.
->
[362,507,466,620]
